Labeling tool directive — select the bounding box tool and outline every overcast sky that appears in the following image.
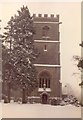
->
[0,0,81,99]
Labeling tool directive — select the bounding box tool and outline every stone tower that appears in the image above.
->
[31,14,62,104]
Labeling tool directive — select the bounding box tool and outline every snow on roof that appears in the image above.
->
[38,88,51,92]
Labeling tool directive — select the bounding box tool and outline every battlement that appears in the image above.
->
[33,14,59,22]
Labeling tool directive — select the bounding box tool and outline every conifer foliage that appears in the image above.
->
[73,41,83,86]
[78,41,83,86]
[2,6,38,103]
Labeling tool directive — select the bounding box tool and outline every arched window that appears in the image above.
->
[48,79,50,88]
[42,26,50,37]
[39,78,41,88]
[39,71,51,88]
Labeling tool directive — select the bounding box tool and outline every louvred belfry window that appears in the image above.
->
[42,26,49,37]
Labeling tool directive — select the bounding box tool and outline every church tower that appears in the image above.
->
[32,14,62,104]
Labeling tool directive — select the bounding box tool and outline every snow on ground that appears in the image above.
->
[0,103,2,120]
[1,102,81,118]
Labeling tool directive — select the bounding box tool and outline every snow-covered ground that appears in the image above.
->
[0,103,2,120]
[1,102,81,118]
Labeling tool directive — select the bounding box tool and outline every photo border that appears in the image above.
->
[1,1,82,120]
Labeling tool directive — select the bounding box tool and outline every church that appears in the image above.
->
[29,14,62,104]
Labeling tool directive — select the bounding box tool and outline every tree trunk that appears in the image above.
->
[7,82,11,103]
[22,88,26,104]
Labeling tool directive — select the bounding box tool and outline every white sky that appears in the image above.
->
[0,0,81,99]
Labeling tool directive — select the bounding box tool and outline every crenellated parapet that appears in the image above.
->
[33,14,59,22]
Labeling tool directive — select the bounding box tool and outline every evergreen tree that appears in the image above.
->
[2,45,13,102]
[73,41,83,86]
[2,6,38,103]
[78,41,83,86]
[0,20,2,101]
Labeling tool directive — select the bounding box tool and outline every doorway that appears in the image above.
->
[42,94,48,104]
